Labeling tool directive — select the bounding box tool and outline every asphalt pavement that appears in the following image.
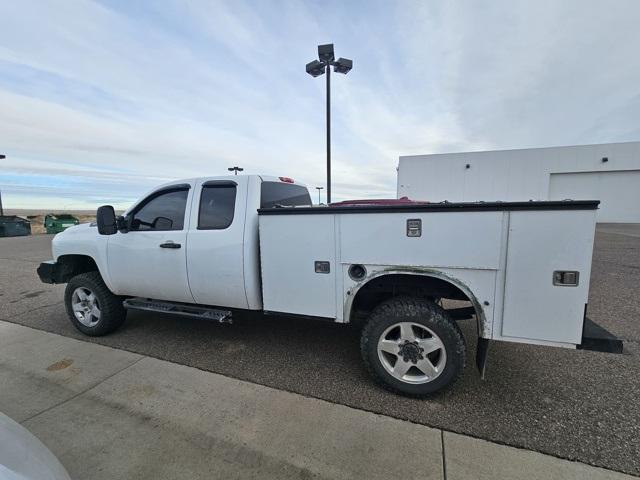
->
[0,228,638,476]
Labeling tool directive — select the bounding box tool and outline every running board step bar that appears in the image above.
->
[123,297,232,323]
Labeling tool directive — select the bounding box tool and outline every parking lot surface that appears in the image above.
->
[0,227,639,476]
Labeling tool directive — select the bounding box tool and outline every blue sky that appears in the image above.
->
[1,0,639,209]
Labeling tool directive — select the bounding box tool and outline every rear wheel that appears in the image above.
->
[360,296,465,397]
[64,272,126,336]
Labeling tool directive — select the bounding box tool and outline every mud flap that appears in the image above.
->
[578,317,623,354]
[475,337,490,379]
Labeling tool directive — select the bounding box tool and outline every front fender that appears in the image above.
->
[51,225,114,291]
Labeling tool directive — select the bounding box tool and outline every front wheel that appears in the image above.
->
[64,272,126,336]
[360,297,466,397]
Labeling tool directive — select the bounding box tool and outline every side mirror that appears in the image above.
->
[96,205,118,235]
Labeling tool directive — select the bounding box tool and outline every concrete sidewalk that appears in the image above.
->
[0,321,633,480]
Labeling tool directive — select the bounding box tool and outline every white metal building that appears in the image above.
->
[397,141,640,223]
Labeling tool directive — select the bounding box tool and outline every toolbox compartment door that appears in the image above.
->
[259,214,337,319]
[500,209,596,345]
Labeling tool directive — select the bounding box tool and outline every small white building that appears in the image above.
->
[397,141,640,223]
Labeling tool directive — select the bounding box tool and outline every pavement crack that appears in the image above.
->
[441,430,447,480]
[19,356,144,425]
[14,300,64,318]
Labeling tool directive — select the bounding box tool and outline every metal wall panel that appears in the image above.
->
[398,141,640,222]
[549,170,640,223]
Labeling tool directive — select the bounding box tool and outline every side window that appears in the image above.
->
[129,189,189,231]
[260,182,312,208]
[198,185,237,230]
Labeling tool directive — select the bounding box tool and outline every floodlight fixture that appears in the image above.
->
[333,58,353,74]
[228,166,243,175]
[318,44,335,63]
[306,60,325,78]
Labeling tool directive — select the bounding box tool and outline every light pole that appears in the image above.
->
[228,166,243,176]
[306,44,352,204]
[0,154,5,216]
[315,186,324,205]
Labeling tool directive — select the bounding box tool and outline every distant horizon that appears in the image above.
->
[4,208,101,215]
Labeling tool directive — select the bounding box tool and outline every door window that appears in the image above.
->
[129,188,189,231]
[198,185,237,230]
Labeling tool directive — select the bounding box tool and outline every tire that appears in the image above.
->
[360,296,466,397]
[64,271,126,336]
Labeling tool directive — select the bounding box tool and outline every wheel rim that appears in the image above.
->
[377,322,447,384]
[71,287,101,327]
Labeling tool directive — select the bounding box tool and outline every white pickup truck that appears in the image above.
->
[38,175,622,396]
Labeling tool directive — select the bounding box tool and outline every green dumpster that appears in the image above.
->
[44,214,80,234]
[0,216,32,237]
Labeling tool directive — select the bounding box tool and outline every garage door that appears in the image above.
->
[549,170,640,223]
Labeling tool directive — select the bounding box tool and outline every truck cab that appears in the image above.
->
[48,175,311,310]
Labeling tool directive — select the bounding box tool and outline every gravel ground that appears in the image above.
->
[0,227,638,475]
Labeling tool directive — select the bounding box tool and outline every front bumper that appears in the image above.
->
[37,260,71,284]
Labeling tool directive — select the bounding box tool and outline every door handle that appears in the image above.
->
[159,241,181,249]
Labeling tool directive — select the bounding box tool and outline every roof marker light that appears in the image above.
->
[279,177,295,183]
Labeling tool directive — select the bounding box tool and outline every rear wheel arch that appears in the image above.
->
[347,270,488,337]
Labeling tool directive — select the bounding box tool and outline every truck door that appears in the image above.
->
[186,178,249,309]
[106,184,195,303]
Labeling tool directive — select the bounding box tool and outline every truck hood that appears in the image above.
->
[53,222,94,238]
